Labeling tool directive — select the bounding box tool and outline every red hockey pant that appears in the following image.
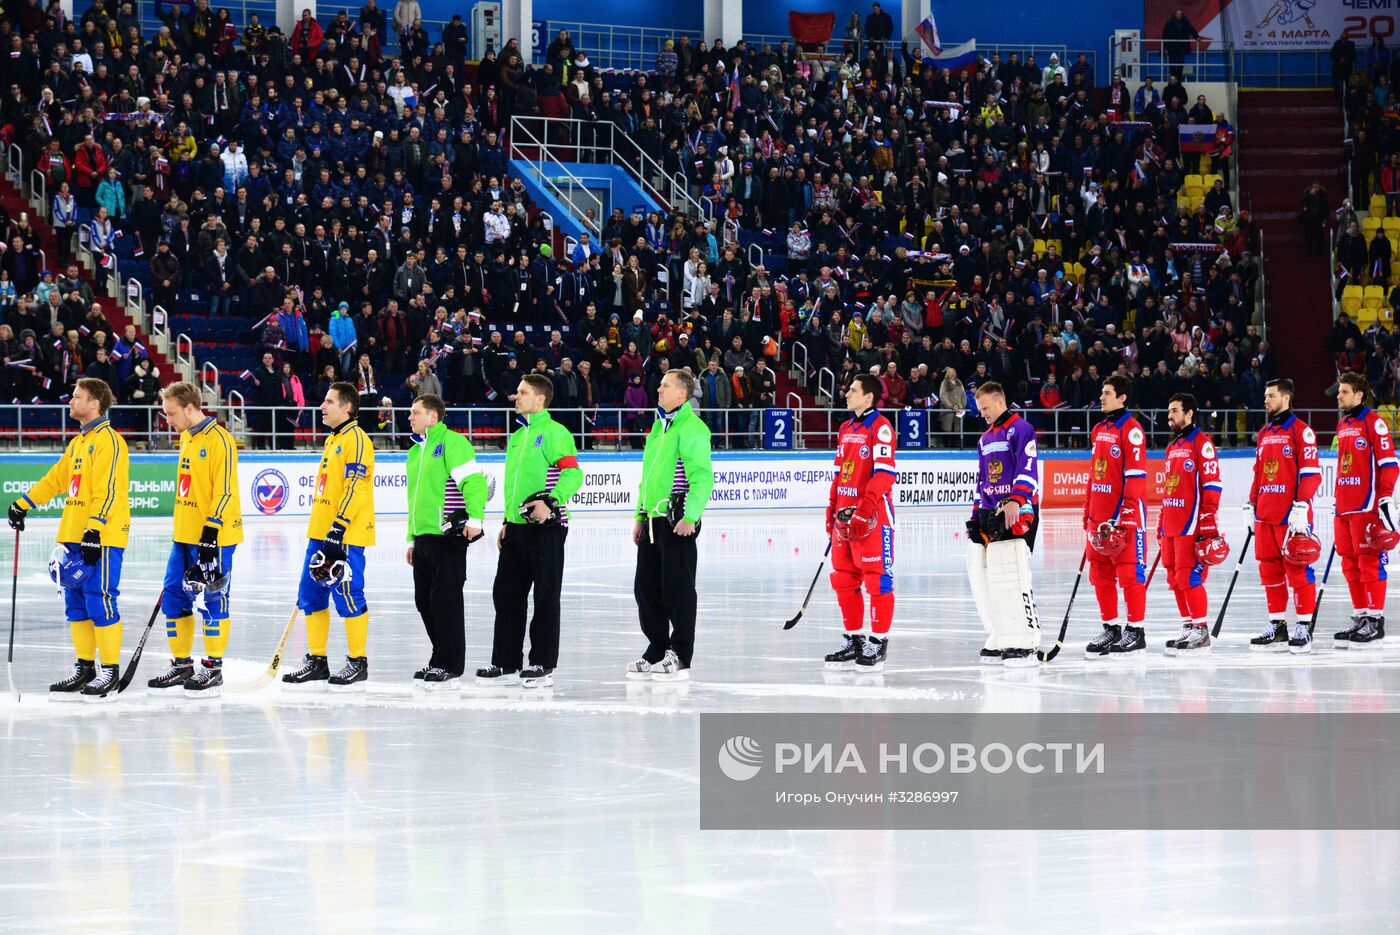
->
[1161,535,1210,622]
[1335,512,1389,613]
[1253,522,1317,618]
[830,524,895,635]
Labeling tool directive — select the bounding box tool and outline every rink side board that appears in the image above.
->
[0,450,1325,519]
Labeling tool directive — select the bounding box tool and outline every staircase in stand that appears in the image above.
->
[0,176,177,388]
[774,367,827,447]
[1237,88,1342,401]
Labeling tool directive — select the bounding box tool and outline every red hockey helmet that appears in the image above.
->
[1361,517,1400,553]
[1194,535,1230,567]
[1282,530,1323,567]
[1089,522,1127,557]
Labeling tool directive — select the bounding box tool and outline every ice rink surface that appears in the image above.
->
[3,509,1399,933]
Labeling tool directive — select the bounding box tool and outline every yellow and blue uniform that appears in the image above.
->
[161,416,243,659]
[18,415,129,664]
[298,418,376,658]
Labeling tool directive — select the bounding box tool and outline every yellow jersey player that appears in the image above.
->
[7,378,130,702]
[147,382,243,698]
[283,381,377,692]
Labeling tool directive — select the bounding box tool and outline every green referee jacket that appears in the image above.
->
[636,401,714,523]
[406,420,487,540]
[502,409,584,524]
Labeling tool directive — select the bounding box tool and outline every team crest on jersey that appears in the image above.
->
[199,448,207,459]
[1303,427,1317,444]
[1127,427,1144,446]
[1164,473,1181,493]
[534,434,544,448]
[1355,437,1370,451]
[1093,457,1108,479]
[1202,441,1216,458]
[1110,445,1121,458]
[1263,460,1280,480]
[987,461,1004,483]
[1282,445,1293,457]
[178,473,192,497]
[859,445,870,459]
[433,443,444,458]
[1183,459,1195,472]
[1341,452,1354,474]
[840,459,856,482]
[68,474,81,497]
[251,468,289,515]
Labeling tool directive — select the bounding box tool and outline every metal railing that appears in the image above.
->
[536,21,702,72]
[509,115,702,219]
[1109,35,1235,84]
[0,404,1365,452]
[507,118,604,238]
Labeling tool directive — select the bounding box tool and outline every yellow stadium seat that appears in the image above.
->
[1364,217,1383,235]
[1184,173,1203,190]
[1383,218,1400,237]
[1372,194,1389,217]
[1203,173,1223,189]
[1342,284,1364,317]
[1365,285,1385,308]
[1049,239,1063,253]
[1356,307,1380,328]
[1199,155,1213,173]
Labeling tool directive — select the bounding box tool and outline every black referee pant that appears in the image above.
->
[412,533,468,676]
[634,518,698,667]
[491,522,568,670]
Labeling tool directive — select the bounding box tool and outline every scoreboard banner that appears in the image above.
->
[1146,0,1367,51]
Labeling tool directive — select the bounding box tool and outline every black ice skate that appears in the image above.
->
[147,657,194,694]
[413,664,431,680]
[856,636,887,672]
[519,665,554,688]
[80,664,120,703]
[1288,621,1313,655]
[1348,614,1385,648]
[328,656,368,692]
[281,654,330,690]
[420,667,460,690]
[979,647,1003,665]
[476,664,519,682]
[824,633,866,669]
[1333,613,1366,648]
[1109,626,1147,657]
[1085,624,1121,659]
[1000,647,1039,668]
[184,659,223,697]
[49,660,95,701]
[1250,620,1289,652]
[1172,624,1211,655]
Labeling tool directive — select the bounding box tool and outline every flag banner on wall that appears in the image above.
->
[1146,0,1358,51]
[921,39,981,73]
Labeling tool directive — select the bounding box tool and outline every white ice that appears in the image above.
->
[2,509,1398,933]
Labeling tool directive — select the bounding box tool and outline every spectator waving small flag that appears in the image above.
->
[1178,124,1216,153]
[239,369,253,380]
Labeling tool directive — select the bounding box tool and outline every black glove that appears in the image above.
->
[7,501,25,532]
[197,524,220,568]
[965,517,981,538]
[441,509,486,544]
[518,490,561,524]
[320,521,347,563]
[80,527,102,566]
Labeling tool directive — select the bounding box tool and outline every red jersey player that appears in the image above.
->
[1083,375,1150,658]
[823,374,896,673]
[1158,393,1225,655]
[1330,374,1399,648]
[1245,378,1323,654]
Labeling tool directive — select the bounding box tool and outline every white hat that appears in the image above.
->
[937,172,948,184]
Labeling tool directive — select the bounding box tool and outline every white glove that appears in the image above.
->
[1287,501,1311,535]
[1242,502,1254,524]
[1381,497,1397,533]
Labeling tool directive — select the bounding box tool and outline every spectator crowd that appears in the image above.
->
[0,0,1266,448]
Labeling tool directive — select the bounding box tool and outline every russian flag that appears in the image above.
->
[914,16,941,56]
[1178,123,1217,153]
[99,253,115,269]
[239,369,252,380]
[922,39,981,75]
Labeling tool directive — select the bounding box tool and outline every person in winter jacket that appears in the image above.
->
[329,301,358,372]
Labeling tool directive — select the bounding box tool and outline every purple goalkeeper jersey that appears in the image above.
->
[973,411,1040,515]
